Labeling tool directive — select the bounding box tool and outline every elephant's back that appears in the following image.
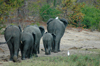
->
[4,25,20,41]
[43,33,53,41]
[5,25,20,36]
[23,26,33,33]
[22,32,33,42]
[47,19,65,35]
[32,26,42,41]
[23,25,41,43]
[24,25,41,36]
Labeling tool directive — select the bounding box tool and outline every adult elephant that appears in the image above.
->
[0,25,21,62]
[47,17,68,53]
[23,25,45,57]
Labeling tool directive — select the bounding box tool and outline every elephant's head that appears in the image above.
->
[39,26,45,37]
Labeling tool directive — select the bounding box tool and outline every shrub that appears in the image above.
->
[81,5,100,31]
[39,4,61,21]
[0,0,24,23]
[61,0,85,27]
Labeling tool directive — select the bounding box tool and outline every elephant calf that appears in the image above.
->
[42,32,56,55]
[20,32,35,60]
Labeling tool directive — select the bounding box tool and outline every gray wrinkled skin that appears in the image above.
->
[23,25,45,57]
[4,25,21,62]
[20,32,34,60]
[47,18,68,53]
[43,32,55,55]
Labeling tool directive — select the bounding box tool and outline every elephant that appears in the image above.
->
[47,18,68,53]
[23,25,45,57]
[20,32,35,60]
[0,25,21,62]
[42,32,56,55]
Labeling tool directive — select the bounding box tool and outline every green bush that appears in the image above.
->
[81,5,100,31]
[39,4,61,21]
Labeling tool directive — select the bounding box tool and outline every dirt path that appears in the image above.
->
[39,27,100,57]
[0,25,100,65]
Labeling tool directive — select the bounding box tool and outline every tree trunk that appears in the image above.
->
[54,0,56,7]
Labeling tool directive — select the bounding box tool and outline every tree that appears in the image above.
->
[0,0,24,24]
[61,0,85,27]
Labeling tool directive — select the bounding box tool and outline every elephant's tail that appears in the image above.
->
[0,35,12,44]
[32,32,37,54]
[39,26,45,37]
[32,32,36,48]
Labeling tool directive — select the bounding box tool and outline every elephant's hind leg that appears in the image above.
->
[13,38,20,62]
[22,43,28,60]
[28,48,32,58]
[38,46,39,54]
[51,41,55,52]
[7,42,14,61]
[54,39,60,53]
[37,42,40,54]
[58,40,61,52]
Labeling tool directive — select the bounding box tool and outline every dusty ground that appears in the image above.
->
[0,23,100,65]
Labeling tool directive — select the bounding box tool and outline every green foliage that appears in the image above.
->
[68,3,85,27]
[0,24,6,34]
[81,5,100,30]
[10,23,15,25]
[61,0,85,27]
[61,0,100,31]
[0,0,24,34]
[0,0,24,23]
[62,0,75,9]
[30,22,40,26]
[27,0,43,16]
[39,4,61,21]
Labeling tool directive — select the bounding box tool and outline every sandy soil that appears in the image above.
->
[0,24,100,65]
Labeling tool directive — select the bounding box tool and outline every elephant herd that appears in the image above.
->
[0,17,68,62]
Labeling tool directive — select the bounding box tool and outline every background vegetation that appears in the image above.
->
[0,0,100,31]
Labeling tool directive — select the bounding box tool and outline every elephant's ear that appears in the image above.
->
[39,26,45,37]
[47,18,54,25]
[60,18,68,27]
[52,34,56,40]
[18,25,22,32]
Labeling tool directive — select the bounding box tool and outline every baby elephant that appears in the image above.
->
[20,32,35,60]
[43,32,56,55]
